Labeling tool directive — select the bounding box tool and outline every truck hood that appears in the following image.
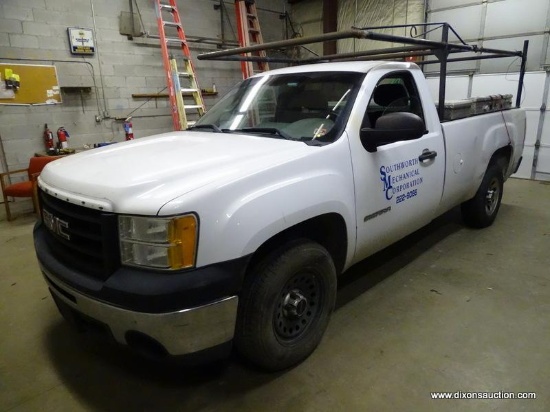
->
[39,131,310,214]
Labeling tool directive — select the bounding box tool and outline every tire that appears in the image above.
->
[461,162,504,228]
[235,240,337,371]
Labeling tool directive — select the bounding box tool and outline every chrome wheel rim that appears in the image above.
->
[485,177,500,215]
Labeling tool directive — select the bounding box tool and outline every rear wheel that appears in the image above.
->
[461,162,504,228]
[235,240,337,371]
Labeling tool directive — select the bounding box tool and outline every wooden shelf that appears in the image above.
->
[131,91,218,99]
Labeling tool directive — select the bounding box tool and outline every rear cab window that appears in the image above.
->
[361,71,425,130]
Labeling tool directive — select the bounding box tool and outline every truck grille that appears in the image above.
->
[39,189,119,279]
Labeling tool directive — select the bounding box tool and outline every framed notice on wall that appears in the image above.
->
[67,27,95,55]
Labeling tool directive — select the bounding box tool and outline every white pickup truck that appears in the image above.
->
[34,60,525,371]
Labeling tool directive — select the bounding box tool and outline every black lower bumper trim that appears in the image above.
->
[35,223,249,313]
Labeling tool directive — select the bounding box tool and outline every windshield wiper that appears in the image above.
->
[188,124,222,133]
[223,127,293,140]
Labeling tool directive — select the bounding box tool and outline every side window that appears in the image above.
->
[361,72,425,129]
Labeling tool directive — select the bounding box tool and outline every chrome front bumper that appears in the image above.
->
[42,266,238,356]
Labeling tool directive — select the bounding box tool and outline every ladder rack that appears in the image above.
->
[197,23,529,119]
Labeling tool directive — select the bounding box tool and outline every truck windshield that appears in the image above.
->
[193,71,363,143]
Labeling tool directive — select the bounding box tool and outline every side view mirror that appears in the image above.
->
[360,112,428,153]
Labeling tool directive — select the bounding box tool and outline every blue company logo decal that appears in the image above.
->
[380,167,394,200]
[380,157,424,204]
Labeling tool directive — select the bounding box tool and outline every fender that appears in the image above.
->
[234,179,354,260]
[476,109,524,186]
[437,109,525,215]
[475,122,511,180]
[501,109,526,178]
[159,136,357,269]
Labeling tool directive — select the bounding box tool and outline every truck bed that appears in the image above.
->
[437,108,525,214]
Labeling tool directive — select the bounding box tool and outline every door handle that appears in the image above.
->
[419,150,437,162]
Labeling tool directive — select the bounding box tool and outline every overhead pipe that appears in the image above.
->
[209,47,476,65]
[198,28,524,61]
[418,53,525,66]
[302,45,433,63]
[198,30,370,59]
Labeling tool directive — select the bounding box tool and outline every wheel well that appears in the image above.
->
[246,213,348,277]
[489,145,512,175]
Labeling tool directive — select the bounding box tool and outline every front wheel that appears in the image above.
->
[235,240,337,371]
[461,162,504,228]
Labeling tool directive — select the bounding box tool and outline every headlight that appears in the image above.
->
[119,214,197,270]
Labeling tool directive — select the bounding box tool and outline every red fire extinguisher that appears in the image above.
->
[124,117,134,140]
[44,124,54,150]
[57,126,70,149]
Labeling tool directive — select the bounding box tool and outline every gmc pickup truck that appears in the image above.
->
[34,59,525,371]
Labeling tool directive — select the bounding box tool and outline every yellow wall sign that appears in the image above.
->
[67,27,95,55]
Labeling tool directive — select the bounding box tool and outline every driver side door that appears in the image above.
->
[349,69,445,261]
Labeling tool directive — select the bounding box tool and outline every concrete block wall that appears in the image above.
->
[0,0,286,178]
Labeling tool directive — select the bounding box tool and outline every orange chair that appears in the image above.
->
[0,156,62,221]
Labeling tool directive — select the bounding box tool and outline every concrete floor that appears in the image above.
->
[1,178,549,412]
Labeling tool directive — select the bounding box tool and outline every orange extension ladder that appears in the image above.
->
[153,0,205,130]
[234,0,269,79]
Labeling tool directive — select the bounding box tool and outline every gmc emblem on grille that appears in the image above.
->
[43,209,70,240]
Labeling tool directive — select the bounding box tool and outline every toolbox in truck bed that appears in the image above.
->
[438,94,513,121]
